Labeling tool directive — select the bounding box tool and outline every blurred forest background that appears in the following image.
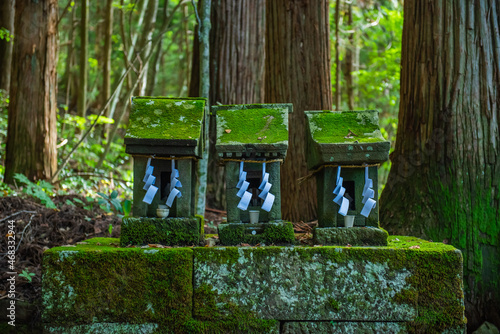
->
[0,0,402,212]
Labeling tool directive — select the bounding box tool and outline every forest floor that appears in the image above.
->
[0,196,317,326]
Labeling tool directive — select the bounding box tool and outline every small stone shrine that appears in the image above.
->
[120,97,206,246]
[213,103,295,245]
[305,110,391,246]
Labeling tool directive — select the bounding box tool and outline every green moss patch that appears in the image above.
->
[306,110,385,144]
[120,217,202,247]
[125,97,205,140]
[215,105,289,145]
[42,238,193,330]
[187,283,279,333]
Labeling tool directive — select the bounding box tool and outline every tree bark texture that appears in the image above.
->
[334,0,341,109]
[77,0,88,117]
[344,2,354,110]
[4,0,58,183]
[380,0,500,330]
[209,0,266,105]
[265,0,332,222]
[0,0,15,93]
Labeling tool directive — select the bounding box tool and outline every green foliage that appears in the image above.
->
[0,27,14,42]
[13,174,57,209]
[19,268,36,283]
[97,190,125,216]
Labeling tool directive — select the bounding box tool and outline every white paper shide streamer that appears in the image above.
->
[258,162,274,212]
[166,159,182,208]
[333,167,350,216]
[142,158,158,204]
[360,166,376,217]
[236,161,252,210]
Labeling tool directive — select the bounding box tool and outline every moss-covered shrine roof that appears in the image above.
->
[126,97,205,140]
[124,97,206,157]
[306,110,386,144]
[305,110,391,168]
[213,104,292,158]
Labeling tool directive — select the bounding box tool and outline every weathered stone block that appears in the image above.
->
[217,221,295,245]
[314,227,388,246]
[120,216,203,246]
[282,321,407,334]
[42,238,193,329]
[194,236,465,333]
[42,236,465,334]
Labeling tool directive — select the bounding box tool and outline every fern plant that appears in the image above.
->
[13,173,56,209]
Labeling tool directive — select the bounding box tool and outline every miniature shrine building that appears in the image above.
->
[305,110,390,229]
[213,103,292,224]
[124,97,206,218]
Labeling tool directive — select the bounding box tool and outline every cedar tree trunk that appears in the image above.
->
[4,0,58,183]
[0,0,15,93]
[380,0,500,330]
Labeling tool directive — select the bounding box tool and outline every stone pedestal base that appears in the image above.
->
[217,221,295,245]
[314,226,388,246]
[42,236,465,333]
[120,216,203,246]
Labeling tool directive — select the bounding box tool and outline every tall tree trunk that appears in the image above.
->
[0,0,14,93]
[77,0,88,117]
[265,0,332,222]
[334,0,341,109]
[4,0,58,183]
[190,0,266,210]
[102,0,113,114]
[64,5,77,110]
[380,0,500,331]
[344,2,354,110]
[209,0,266,104]
[135,0,158,96]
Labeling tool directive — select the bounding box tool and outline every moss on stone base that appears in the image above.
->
[217,221,295,245]
[120,216,203,246]
[187,283,279,333]
[41,236,465,334]
[313,227,388,246]
[42,238,193,330]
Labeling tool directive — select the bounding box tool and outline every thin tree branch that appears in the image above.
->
[57,0,73,28]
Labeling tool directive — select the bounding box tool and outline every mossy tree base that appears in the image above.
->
[42,236,465,333]
[314,227,388,246]
[217,221,295,245]
[120,217,203,246]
